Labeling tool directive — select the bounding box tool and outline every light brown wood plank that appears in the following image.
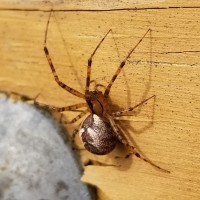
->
[0,1,200,200]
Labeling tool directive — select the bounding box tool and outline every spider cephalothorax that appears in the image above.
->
[37,11,170,173]
[85,91,110,117]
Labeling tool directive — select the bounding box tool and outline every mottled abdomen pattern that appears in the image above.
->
[79,114,117,155]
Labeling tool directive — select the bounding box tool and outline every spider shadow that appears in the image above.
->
[103,95,156,171]
[106,30,157,171]
[50,11,85,92]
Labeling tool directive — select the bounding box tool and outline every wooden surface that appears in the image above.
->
[1,1,200,200]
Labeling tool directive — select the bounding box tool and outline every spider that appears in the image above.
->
[37,11,169,173]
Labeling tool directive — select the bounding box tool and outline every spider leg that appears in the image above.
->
[44,10,85,99]
[106,114,170,173]
[71,120,84,149]
[85,29,112,96]
[72,128,79,145]
[104,29,151,98]
[34,101,87,112]
[112,95,155,117]
[61,110,88,124]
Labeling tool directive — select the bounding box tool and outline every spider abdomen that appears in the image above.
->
[79,114,117,155]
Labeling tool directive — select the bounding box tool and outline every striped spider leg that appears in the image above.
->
[39,11,89,126]
[40,10,169,173]
[35,101,88,124]
[112,95,156,117]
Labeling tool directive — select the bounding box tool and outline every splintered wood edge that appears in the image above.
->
[0,0,200,10]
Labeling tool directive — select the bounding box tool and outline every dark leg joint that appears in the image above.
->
[120,61,125,68]
[44,47,48,54]
[135,153,141,158]
[125,154,131,159]
[88,58,92,66]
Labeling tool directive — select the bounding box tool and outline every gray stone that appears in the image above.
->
[0,95,95,200]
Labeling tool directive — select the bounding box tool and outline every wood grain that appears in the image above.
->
[0,1,200,200]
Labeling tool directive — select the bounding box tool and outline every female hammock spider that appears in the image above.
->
[38,11,169,173]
